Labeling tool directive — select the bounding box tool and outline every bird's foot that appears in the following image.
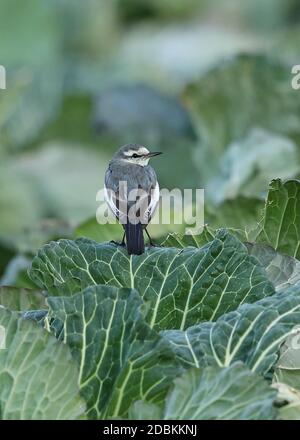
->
[145,228,158,248]
[148,240,159,248]
[110,240,126,247]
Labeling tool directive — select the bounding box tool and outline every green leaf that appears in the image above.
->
[93,84,196,146]
[279,403,300,420]
[128,400,163,420]
[2,69,63,149]
[0,307,85,419]
[3,220,73,255]
[272,382,300,420]
[162,233,300,292]
[273,324,300,392]
[0,286,47,311]
[207,129,299,204]
[0,239,15,277]
[131,363,277,420]
[161,225,214,248]
[0,164,42,235]
[21,309,48,326]
[30,230,275,330]
[47,285,181,419]
[0,0,61,67]
[256,179,300,259]
[161,192,267,249]
[9,143,112,226]
[185,54,300,183]
[205,196,264,237]
[163,286,300,376]
[0,0,65,149]
[246,243,300,291]
[75,218,121,243]
[0,255,37,289]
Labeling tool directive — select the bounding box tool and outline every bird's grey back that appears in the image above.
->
[105,160,157,194]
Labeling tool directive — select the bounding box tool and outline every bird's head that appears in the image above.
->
[113,144,162,167]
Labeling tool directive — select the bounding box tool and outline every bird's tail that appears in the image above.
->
[124,222,144,255]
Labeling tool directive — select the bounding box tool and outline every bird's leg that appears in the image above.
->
[110,232,126,247]
[145,228,157,247]
[121,232,126,246]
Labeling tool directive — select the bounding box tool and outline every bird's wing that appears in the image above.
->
[144,181,159,224]
[104,169,128,224]
[104,165,159,226]
[103,184,119,218]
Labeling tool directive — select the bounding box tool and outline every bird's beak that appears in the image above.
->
[146,151,162,158]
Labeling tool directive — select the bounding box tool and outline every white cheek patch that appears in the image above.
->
[126,157,149,166]
[138,157,150,166]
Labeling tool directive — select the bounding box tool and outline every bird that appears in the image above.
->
[104,144,161,255]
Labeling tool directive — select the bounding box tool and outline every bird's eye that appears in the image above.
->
[132,153,139,158]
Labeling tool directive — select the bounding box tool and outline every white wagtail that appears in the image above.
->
[104,144,161,255]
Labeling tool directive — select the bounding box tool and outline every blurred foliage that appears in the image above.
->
[205,197,264,235]
[207,128,300,203]
[118,0,207,22]
[1,0,300,288]
[0,286,47,311]
[184,54,300,184]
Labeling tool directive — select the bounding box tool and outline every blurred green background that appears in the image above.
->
[1,0,300,285]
